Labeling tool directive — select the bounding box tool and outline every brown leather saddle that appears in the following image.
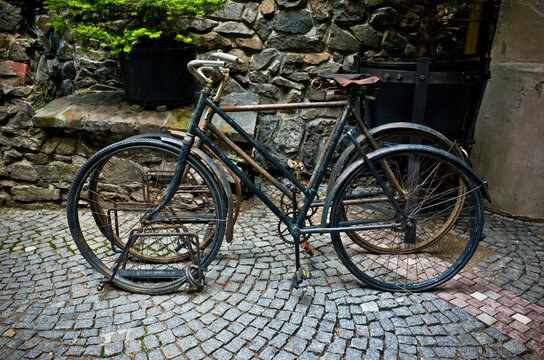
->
[316,73,381,90]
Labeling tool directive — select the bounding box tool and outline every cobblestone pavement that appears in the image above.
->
[1,197,543,359]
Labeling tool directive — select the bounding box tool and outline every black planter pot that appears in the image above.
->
[120,44,196,108]
[355,56,490,151]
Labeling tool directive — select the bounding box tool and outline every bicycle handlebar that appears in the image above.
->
[187,52,242,84]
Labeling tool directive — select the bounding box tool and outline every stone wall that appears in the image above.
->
[0,0,464,207]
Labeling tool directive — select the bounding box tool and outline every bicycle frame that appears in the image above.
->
[142,83,411,288]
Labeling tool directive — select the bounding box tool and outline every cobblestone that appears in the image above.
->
[0,204,543,359]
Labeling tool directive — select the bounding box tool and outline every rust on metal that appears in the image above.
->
[220,101,347,112]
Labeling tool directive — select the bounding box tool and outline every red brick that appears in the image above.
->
[0,61,28,76]
[450,298,469,308]
[480,306,498,316]
[527,304,544,313]
[493,321,513,335]
[499,289,516,298]
[454,292,472,302]
[510,320,531,333]
[497,297,516,308]
[435,292,456,301]
[511,304,530,315]
[495,311,514,324]
[525,329,544,344]
[464,305,483,316]
[467,298,483,308]
[461,271,478,280]
[527,311,544,323]
[508,330,531,343]
[486,283,503,292]
[527,340,544,357]
[482,298,501,309]
[458,276,475,286]
[483,290,501,300]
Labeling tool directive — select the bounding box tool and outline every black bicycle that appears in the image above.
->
[66,52,488,294]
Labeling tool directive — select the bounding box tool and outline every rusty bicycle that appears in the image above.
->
[66,52,488,294]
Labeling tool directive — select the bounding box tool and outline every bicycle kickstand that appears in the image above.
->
[291,267,308,290]
[97,230,140,291]
[290,228,309,290]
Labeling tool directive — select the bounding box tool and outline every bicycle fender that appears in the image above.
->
[321,144,490,228]
[126,133,236,243]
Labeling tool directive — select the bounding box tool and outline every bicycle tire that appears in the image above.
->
[329,145,484,292]
[67,138,227,294]
[328,124,466,252]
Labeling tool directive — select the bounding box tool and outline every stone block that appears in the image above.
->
[163,107,193,132]
[304,53,330,65]
[195,32,232,51]
[370,7,400,28]
[332,1,366,27]
[137,110,169,134]
[0,1,22,32]
[327,23,361,53]
[309,0,330,22]
[242,3,259,24]
[235,37,263,51]
[352,24,382,49]
[260,0,275,17]
[267,34,325,52]
[276,0,307,10]
[273,10,313,34]
[10,163,38,182]
[11,185,60,202]
[213,1,245,20]
[33,95,79,128]
[249,49,279,71]
[212,92,259,142]
[216,22,255,37]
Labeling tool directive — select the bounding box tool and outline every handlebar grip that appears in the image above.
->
[212,52,243,64]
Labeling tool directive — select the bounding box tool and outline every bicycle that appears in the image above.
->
[66,52,489,294]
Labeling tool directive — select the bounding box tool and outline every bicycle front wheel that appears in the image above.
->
[67,138,227,294]
[329,145,484,291]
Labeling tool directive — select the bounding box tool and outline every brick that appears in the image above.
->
[508,330,531,344]
[511,313,531,325]
[476,313,496,326]
[483,290,501,300]
[527,340,544,357]
[464,306,483,317]
[450,298,468,308]
[493,321,513,335]
[470,291,488,301]
[497,306,515,316]
[510,320,530,333]
[494,312,514,324]
[480,306,498,316]
[511,304,530,315]
[0,61,28,76]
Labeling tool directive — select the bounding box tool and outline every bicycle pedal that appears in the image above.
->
[301,241,315,257]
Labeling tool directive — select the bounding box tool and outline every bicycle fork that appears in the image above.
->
[142,92,209,222]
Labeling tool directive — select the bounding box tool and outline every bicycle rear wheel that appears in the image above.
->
[67,138,227,294]
[329,145,484,291]
[328,124,466,252]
